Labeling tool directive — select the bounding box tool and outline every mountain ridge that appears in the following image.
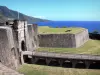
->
[0,6,48,23]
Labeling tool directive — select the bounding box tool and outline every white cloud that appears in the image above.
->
[34,16,46,19]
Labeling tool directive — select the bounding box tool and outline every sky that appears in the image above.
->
[0,0,100,21]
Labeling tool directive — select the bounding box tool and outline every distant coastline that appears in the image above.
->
[35,21,100,33]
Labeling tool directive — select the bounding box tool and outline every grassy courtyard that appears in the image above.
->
[18,64,100,75]
[38,26,85,34]
[37,39,100,55]
[18,27,100,75]
[22,26,100,75]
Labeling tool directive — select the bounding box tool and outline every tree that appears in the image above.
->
[56,26,59,28]
[92,30,99,34]
[49,26,53,28]
[62,26,67,28]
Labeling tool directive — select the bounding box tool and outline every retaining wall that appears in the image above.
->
[27,24,39,51]
[75,29,89,47]
[39,28,89,48]
[0,26,19,69]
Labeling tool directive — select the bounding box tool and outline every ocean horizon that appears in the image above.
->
[35,21,100,33]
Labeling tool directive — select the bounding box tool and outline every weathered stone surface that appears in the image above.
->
[27,24,39,51]
[0,63,24,75]
[28,25,36,51]
[0,20,39,75]
[0,26,19,69]
[0,20,39,70]
[13,20,28,52]
[39,28,89,48]
[32,24,39,48]
[75,29,89,48]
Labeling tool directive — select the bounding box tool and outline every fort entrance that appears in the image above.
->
[21,41,26,51]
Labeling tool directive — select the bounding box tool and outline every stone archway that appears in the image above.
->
[21,41,26,51]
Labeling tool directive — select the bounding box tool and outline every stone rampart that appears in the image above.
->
[75,29,89,48]
[39,28,89,48]
[32,24,39,48]
[0,26,19,69]
[27,24,39,51]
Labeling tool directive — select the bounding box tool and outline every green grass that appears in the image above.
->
[39,26,50,28]
[37,39,100,55]
[38,26,85,34]
[18,64,100,75]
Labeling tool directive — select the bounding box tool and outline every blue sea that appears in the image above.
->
[35,21,100,33]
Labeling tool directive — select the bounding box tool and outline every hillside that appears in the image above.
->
[0,12,7,23]
[0,6,48,23]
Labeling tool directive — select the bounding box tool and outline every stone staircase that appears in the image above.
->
[0,63,23,75]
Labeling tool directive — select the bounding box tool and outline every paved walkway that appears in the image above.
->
[22,51,100,61]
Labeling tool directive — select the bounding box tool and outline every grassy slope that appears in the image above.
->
[18,64,100,75]
[18,27,100,75]
[38,26,100,55]
[38,39,100,55]
[38,26,84,34]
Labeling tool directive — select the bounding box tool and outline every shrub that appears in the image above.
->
[62,26,67,28]
[92,30,99,34]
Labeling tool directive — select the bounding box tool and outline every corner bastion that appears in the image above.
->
[27,24,39,51]
[0,26,19,69]
[0,20,39,70]
[39,28,89,48]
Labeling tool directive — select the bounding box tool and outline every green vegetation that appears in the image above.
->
[18,26,100,75]
[18,64,100,75]
[92,30,99,34]
[0,13,3,17]
[38,26,84,34]
[0,6,48,23]
[39,26,50,28]
[38,39,100,55]
[62,26,67,28]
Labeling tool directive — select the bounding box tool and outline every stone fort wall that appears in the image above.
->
[39,28,89,48]
[0,26,20,69]
[75,29,89,48]
[27,24,39,51]
[0,21,39,70]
